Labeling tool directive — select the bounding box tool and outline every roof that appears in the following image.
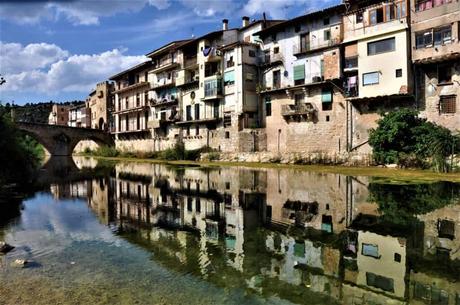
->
[145,39,193,58]
[179,29,229,49]
[109,61,153,80]
[253,4,346,37]
[238,19,285,32]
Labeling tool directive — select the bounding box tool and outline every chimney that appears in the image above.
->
[222,19,228,31]
[242,16,249,27]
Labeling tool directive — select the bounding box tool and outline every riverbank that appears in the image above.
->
[75,154,460,183]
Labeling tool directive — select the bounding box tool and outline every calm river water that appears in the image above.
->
[0,156,459,305]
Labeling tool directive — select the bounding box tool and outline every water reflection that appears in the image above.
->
[3,157,460,305]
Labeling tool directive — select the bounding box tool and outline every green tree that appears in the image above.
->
[369,109,459,171]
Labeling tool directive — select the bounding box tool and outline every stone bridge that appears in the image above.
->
[16,122,114,156]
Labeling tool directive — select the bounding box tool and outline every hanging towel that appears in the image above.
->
[203,47,213,57]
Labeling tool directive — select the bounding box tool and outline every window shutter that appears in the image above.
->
[322,89,332,103]
[293,64,305,81]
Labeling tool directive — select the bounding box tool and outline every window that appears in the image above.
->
[293,64,305,85]
[294,93,304,105]
[272,70,281,89]
[323,17,330,25]
[439,95,456,114]
[294,25,301,33]
[322,89,333,111]
[186,105,192,120]
[363,72,380,86]
[224,71,235,86]
[366,272,394,292]
[245,72,254,82]
[226,56,234,68]
[438,64,452,84]
[394,253,401,262]
[356,11,364,23]
[396,69,402,78]
[248,50,256,57]
[196,198,201,213]
[194,104,200,120]
[136,93,140,106]
[434,26,452,46]
[395,1,406,19]
[368,37,395,55]
[369,7,384,25]
[187,197,192,211]
[324,29,331,41]
[125,97,129,109]
[225,131,230,139]
[265,96,272,117]
[362,244,380,258]
[186,126,190,136]
[144,91,149,104]
[273,47,279,54]
[195,125,200,135]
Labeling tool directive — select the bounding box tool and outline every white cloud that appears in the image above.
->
[179,0,238,17]
[0,0,172,26]
[1,42,147,94]
[243,0,337,19]
[0,42,69,74]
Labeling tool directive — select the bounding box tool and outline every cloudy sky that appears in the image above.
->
[0,0,338,105]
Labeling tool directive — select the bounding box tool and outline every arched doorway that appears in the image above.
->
[98,118,105,131]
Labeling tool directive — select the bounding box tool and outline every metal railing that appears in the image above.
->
[281,103,316,117]
[263,52,284,65]
[292,38,341,54]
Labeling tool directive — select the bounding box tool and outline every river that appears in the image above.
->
[0,156,459,305]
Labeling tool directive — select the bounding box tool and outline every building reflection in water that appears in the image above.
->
[52,160,460,305]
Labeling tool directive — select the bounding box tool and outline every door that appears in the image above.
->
[273,70,281,89]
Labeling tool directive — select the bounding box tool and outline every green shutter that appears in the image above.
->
[293,65,305,81]
[224,71,235,82]
[322,89,332,103]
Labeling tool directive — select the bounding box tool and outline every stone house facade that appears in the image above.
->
[48,103,70,126]
[86,81,114,131]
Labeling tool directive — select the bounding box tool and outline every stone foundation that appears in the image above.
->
[201,151,373,166]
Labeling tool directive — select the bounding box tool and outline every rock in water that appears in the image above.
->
[0,242,14,254]
[11,259,29,268]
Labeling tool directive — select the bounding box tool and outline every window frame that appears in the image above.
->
[362,71,380,86]
[367,37,396,56]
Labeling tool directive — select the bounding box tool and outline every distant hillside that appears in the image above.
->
[1,101,85,124]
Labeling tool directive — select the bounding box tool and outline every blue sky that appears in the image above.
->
[0,0,339,105]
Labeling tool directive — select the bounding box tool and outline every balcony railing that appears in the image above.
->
[344,77,359,98]
[344,56,358,70]
[281,103,316,120]
[152,79,175,90]
[204,78,223,99]
[416,0,451,11]
[150,94,178,106]
[263,52,284,66]
[292,38,341,55]
[184,56,198,69]
[153,57,178,72]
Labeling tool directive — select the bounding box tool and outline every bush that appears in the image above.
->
[369,109,459,172]
[93,146,120,157]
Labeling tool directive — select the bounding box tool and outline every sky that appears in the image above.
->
[0,0,339,105]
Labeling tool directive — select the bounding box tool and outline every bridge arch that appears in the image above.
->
[16,122,114,156]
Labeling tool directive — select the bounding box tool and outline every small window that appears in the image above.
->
[439,95,456,114]
[325,115,330,122]
[394,253,401,262]
[356,11,364,23]
[369,7,384,25]
[225,182,230,189]
[265,96,272,117]
[273,47,279,54]
[396,69,402,78]
[195,125,199,135]
[368,37,395,55]
[363,72,380,86]
[225,131,230,139]
[323,17,330,25]
[324,29,331,41]
[186,126,190,136]
[366,272,394,292]
[248,50,256,57]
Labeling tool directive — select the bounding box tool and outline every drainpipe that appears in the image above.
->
[277,129,281,155]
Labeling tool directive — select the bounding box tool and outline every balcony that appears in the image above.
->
[152,57,180,73]
[150,94,178,107]
[344,56,358,71]
[293,38,341,55]
[203,47,221,62]
[113,105,149,115]
[262,52,284,67]
[415,0,451,12]
[114,81,150,94]
[176,70,199,87]
[183,56,198,70]
[281,103,316,121]
[152,79,175,91]
[344,77,359,98]
[148,112,179,128]
[203,77,223,100]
